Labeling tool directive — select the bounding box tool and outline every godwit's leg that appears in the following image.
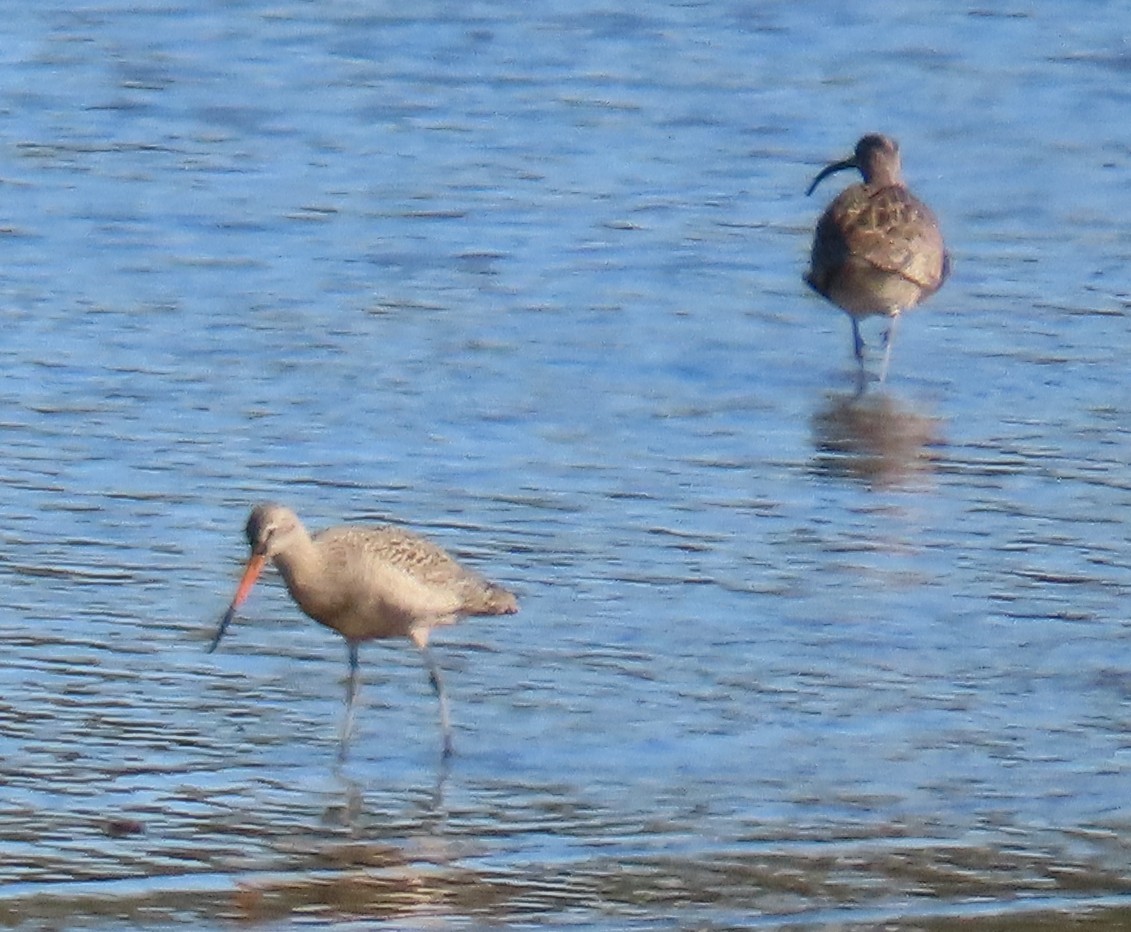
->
[412,631,453,758]
[339,641,360,760]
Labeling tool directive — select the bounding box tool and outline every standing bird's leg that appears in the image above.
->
[412,629,453,758]
[850,318,868,396]
[851,317,865,365]
[879,313,901,385]
[339,641,360,760]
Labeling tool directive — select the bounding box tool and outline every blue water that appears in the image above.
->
[1,1,1131,928]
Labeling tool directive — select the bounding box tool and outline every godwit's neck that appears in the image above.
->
[271,528,325,594]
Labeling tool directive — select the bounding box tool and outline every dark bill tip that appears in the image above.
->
[206,604,238,653]
[206,552,267,654]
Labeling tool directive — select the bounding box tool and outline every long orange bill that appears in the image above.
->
[207,553,267,654]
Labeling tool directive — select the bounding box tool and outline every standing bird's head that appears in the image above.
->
[806,134,903,196]
[207,503,303,653]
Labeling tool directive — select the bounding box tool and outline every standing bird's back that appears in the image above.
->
[807,180,948,317]
[275,523,517,643]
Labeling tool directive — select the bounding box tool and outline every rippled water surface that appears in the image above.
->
[2,1,1131,928]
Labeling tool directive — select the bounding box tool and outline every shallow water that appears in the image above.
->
[2,1,1131,928]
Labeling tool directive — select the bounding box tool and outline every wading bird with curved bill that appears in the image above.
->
[805,133,949,385]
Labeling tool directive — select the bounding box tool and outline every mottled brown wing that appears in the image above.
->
[807,193,856,296]
[316,525,515,616]
[840,186,948,293]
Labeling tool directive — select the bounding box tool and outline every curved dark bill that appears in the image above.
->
[805,157,856,197]
[206,553,266,653]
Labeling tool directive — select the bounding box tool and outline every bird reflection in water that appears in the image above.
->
[811,391,943,488]
[326,765,450,830]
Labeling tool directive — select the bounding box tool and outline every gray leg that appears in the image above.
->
[339,641,360,761]
[419,643,453,759]
[851,317,865,363]
[850,318,868,395]
[879,314,900,384]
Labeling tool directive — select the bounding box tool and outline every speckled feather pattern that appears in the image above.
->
[246,503,518,644]
[808,184,947,311]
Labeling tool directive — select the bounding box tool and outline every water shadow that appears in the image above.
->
[328,755,451,833]
[810,390,944,488]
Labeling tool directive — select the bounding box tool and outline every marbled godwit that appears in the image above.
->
[805,134,949,383]
[207,503,518,759]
